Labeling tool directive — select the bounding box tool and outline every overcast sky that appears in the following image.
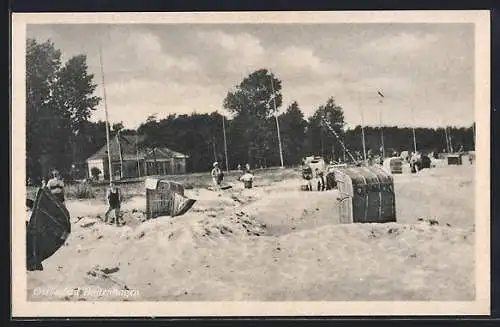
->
[27,23,474,129]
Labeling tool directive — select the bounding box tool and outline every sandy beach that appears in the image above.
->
[27,164,475,301]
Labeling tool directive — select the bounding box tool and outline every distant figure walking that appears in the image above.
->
[314,168,326,191]
[211,162,223,188]
[245,163,250,171]
[46,170,65,204]
[316,170,326,191]
[237,164,242,172]
[104,183,122,226]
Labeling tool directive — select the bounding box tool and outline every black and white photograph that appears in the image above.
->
[11,11,490,316]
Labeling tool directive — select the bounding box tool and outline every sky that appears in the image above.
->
[27,23,475,129]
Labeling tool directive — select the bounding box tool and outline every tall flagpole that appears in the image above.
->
[269,70,284,168]
[222,113,229,173]
[136,131,141,178]
[443,126,449,152]
[358,92,367,162]
[98,42,113,186]
[377,90,385,159]
[380,110,385,158]
[116,129,124,179]
[448,127,453,152]
[410,99,417,153]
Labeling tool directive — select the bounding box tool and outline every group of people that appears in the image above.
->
[301,166,327,192]
[27,169,123,227]
[211,161,254,189]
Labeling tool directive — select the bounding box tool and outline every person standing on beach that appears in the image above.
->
[104,182,122,226]
[316,170,326,191]
[46,170,65,204]
[301,164,313,191]
[211,162,223,188]
[239,169,254,189]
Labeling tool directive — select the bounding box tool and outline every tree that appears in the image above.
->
[307,97,345,162]
[112,122,124,133]
[51,54,101,134]
[136,112,228,173]
[278,101,307,165]
[76,120,108,161]
[26,39,62,181]
[342,125,475,159]
[223,69,283,166]
[224,69,282,119]
[26,38,101,181]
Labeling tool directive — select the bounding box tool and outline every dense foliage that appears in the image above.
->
[26,38,101,181]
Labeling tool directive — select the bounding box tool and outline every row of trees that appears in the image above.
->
[26,39,475,181]
[136,68,474,171]
[135,110,475,172]
[26,38,105,181]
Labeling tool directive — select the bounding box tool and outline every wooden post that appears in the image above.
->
[269,69,284,168]
[116,130,124,179]
[358,92,367,162]
[409,99,417,153]
[136,133,141,178]
[222,114,229,173]
[98,43,113,187]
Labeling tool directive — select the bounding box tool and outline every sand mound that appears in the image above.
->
[394,166,474,228]
[28,217,475,301]
[27,166,475,302]
[250,222,475,301]
[241,190,341,235]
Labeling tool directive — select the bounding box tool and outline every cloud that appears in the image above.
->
[26,24,475,129]
[100,78,226,124]
[276,45,335,76]
[360,31,439,55]
[102,30,200,78]
[196,30,265,72]
[195,30,339,78]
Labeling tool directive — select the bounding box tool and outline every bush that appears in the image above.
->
[67,182,95,199]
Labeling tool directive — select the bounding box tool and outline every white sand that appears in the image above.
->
[27,165,475,301]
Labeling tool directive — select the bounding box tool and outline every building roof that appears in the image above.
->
[143,147,189,160]
[86,134,189,162]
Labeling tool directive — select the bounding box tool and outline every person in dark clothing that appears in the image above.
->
[316,170,326,191]
[104,183,122,226]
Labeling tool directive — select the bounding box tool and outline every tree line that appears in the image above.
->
[26,38,475,181]
[135,112,475,172]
